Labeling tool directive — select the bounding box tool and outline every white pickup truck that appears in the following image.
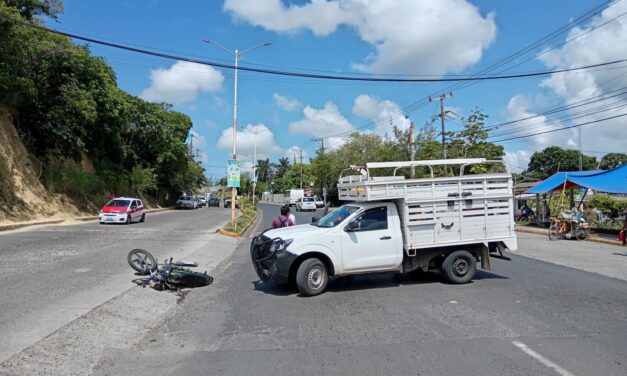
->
[251,158,517,296]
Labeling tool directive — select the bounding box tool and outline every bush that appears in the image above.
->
[587,194,627,218]
[222,198,257,234]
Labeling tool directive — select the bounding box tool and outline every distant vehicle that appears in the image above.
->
[207,197,220,207]
[198,196,207,207]
[285,189,305,206]
[296,196,317,212]
[224,197,240,209]
[99,197,145,224]
[176,196,197,209]
[313,196,324,208]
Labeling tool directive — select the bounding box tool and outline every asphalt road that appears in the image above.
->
[92,203,627,376]
[0,206,231,364]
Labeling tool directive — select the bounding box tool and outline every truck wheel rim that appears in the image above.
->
[308,267,323,289]
[452,258,468,276]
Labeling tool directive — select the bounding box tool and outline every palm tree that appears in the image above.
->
[256,159,270,184]
[276,157,290,179]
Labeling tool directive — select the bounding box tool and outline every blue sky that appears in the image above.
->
[49,0,627,177]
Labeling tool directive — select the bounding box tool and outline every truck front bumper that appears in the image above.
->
[250,235,297,283]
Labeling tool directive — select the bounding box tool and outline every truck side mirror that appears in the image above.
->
[311,216,319,223]
[345,221,359,232]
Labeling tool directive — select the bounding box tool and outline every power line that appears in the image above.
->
[15,20,627,83]
[490,112,627,143]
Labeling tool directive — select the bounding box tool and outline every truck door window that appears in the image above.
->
[352,207,388,231]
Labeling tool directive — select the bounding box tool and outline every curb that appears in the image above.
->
[0,219,65,232]
[0,207,174,232]
[515,225,623,247]
[218,210,259,238]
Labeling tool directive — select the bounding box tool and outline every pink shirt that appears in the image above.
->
[272,215,294,228]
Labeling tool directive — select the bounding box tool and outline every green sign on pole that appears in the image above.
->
[227,159,240,188]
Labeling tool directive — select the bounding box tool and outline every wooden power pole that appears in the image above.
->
[429,92,453,160]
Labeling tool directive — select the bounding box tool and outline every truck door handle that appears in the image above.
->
[380,236,391,240]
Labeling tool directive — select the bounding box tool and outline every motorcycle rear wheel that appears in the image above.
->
[128,249,157,274]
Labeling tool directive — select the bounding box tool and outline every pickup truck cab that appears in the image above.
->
[251,158,516,296]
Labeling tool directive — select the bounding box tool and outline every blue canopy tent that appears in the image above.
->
[526,165,627,194]
[525,165,627,225]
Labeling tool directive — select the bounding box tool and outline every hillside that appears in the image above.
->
[0,107,85,224]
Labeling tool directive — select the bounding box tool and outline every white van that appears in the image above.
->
[284,189,304,206]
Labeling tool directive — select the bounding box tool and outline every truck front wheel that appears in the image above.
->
[442,250,476,284]
[295,258,328,296]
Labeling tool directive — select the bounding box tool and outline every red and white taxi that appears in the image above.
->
[99,197,145,224]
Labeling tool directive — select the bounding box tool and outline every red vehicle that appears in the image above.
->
[99,197,145,224]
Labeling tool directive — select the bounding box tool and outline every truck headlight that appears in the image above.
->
[269,238,294,253]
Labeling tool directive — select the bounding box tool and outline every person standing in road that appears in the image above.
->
[288,206,296,225]
[272,206,294,228]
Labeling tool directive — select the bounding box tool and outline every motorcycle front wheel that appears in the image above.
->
[127,249,157,274]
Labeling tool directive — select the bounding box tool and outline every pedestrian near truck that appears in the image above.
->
[272,205,294,228]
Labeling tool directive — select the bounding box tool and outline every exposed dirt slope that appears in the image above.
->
[0,107,82,224]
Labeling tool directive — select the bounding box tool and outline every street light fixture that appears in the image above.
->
[204,39,271,226]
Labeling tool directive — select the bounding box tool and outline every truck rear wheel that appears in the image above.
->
[442,250,476,284]
[295,258,328,296]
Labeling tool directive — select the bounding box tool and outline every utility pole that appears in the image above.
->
[189,133,195,158]
[429,92,453,160]
[406,116,415,178]
[299,149,304,189]
[204,39,271,226]
[578,126,583,171]
[312,137,327,206]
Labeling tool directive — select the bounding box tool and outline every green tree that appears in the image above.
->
[598,152,627,170]
[526,147,596,179]
[4,0,62,20]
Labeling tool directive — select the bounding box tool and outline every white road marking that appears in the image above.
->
[512,341,576,376]
[75,268,91,273]
[449,300,458,304]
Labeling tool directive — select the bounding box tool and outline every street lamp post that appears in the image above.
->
[204,39,271,226]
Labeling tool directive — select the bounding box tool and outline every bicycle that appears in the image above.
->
[127,249,213,291]
[548,217,589,241]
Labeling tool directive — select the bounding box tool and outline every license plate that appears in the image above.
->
[106,217,114,221]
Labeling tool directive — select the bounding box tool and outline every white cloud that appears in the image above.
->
[217,123,282,161]
[352,94,411,137]
[289,101,353,137]
[504,150,531,172]
[273,93,303,111]
[285,146,310,164]
[504,94,577,150]
[502,1,627,156]
[141,61,224,104]
[224,0,496,75]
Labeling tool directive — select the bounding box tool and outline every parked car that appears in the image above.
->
[251,158,517,296]
[207,197,220,207]
[176,195,197,209]
[224,197,240,209]
[198,196,207,207]
[314,196,324,208]
[99,197,145,224]
[296,196,317,212]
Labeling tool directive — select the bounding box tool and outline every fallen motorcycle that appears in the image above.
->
[127,248,213,290]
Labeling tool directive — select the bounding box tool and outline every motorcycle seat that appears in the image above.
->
[173,260,198,267]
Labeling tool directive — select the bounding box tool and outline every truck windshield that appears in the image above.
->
[313,205,359,228]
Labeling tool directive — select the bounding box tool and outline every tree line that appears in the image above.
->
[0,0,206,209]
[237,113,626,203]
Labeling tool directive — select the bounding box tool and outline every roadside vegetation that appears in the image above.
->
[0,0,207,216]
[222,197,257,235]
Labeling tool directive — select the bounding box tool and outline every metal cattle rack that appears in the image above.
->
[337,159,516,251]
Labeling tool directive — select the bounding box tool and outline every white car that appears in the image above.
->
[99,197,145,224]
[314,196,324,208]
[296,196,317,212]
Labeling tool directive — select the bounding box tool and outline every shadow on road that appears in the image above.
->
[252,269,508,297]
